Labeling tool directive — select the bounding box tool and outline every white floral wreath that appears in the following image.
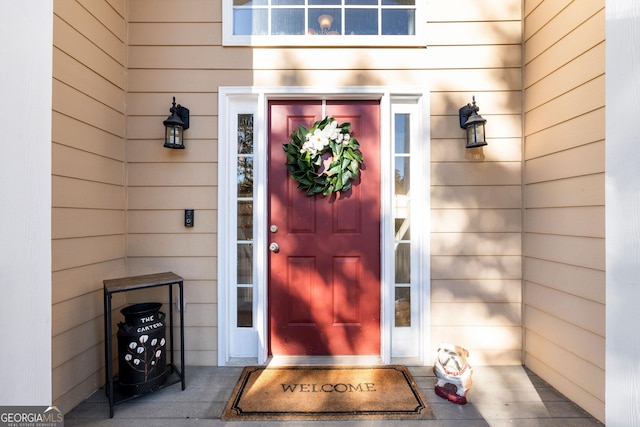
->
[282,117,363,196]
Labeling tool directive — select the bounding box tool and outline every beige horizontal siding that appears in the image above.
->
[525,108,604,159]
[432,163,521,186]
[127,234,216,257]
[53,80,124,136]
[52,344,105,413]
[432,233,521,256]
[52,260,126,305]
[428,0,523,363]
[428,0,521,22]
[53,15,125,89]
[128,210,218,234]
[127,258,217,282]
[431,326,522,365]
[526,306,604,367]
[524,174,604,208]
[52,0,126,414]
[52,176,125,209]
[427,21,522,45]
[128,45,522,70]
[431,209,522,233]
[432,279,522,303]
[524,43,604,112]
[127,138,218,164]
[52,144,124,185]
[431,186,522,208]
[126,0,220,372]
[523,0,605,422]
[524,142,604,184]
[52,112,124,160]
[525,206,604,238]
[432,256,522,280]
[128,0,219,22]
[129,22,220,45]
[52,235,125,272]
[53,49,124,113]
[525,11,604,89]
[524,258,604,304]
[52,208,125,239]
[127,93,218,117]
[524,3,603,65]
[127,187,217,210]
[525,77,604,135]
[432,303,522,326]
[128,163,217,186]
[525,332,605,405]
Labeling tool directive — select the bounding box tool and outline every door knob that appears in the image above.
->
[269,242,280,253]
[270,224,279,233]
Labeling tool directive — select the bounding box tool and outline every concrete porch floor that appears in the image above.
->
[65,365,603,426]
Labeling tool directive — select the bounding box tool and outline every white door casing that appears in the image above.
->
[217,87,430,366]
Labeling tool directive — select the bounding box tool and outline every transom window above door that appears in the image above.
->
[223,0,425,46]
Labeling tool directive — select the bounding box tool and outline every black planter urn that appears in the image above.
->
[117,302,168,395]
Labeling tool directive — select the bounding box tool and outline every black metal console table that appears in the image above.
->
[103,272,185,417]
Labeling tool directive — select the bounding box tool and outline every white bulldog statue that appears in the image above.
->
[433,343,473,404]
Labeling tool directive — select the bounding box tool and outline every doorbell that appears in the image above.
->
[184,209,194,227]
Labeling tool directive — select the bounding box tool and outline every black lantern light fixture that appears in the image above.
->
[459,96,487,149]
[163,97,189,149]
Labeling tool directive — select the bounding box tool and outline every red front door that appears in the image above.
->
[268,100,381,356]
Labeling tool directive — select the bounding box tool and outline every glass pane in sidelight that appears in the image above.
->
[237,156,254,197]
[394,287,411,327]
[237,201,253,240]
[237,114,254,154]
[394,218,411,240]
[394,242,411,283]
[237,243,253,284]
[394,113,410,153]
[237,287,253,327]
[394,157,410,195]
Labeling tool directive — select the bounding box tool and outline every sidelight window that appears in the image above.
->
[236,114,255,328]
[390,99,426,360]
[393,112,412,328]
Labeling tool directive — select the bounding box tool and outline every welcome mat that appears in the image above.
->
[221,365,434,421]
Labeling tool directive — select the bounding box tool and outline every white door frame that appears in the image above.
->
[218,86,431,366]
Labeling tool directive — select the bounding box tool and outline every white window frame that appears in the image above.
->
[218,86,430,366]
[222,0,427,47]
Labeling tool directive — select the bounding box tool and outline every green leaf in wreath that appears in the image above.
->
[283,117,363,197]
[349,160,360,174]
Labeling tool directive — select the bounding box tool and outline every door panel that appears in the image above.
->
[268,100,381,356]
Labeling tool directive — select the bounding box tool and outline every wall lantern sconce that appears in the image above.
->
[459,96,487,149]
[163,97,189,149]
